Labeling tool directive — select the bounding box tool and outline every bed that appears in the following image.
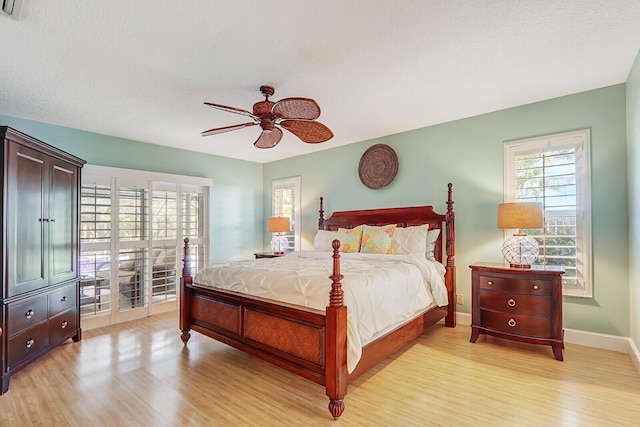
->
[179,183,456,419]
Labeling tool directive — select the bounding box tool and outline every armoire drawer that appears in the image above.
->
[49,309,78,343]
[8,322,50,370]
[48,284,78,317]
[7,294,48,337]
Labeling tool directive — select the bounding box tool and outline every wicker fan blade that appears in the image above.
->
[254,127,283,149]
[201,122,257,137]
[280,120,334,144]
[272,98,321,120]
[204,102,258,119]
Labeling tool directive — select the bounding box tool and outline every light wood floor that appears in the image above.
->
[1,312,639,426]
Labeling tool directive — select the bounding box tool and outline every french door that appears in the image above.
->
[79,168,208,329]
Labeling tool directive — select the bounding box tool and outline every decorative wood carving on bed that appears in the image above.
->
[180,183,456,419]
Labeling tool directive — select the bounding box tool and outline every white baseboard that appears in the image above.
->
[456,311,471,326]
[563,328,631,352]
[455,312,640,376]
[631,338,640,376]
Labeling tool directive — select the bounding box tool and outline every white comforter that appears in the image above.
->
[193,251,448,373]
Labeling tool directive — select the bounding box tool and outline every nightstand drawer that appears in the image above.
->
[480,309,550,338]
[479,290,551,316]
[479,275,550,295]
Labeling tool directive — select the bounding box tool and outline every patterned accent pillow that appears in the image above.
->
[335,225,364,253]
[360,224,397,254]
[392,224,429,256]
[314,230,338,251]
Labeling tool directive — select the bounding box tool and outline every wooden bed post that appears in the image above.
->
[445,183,456,327]
[326,239,347,420]
[318,196,325,230]
[180,237,192,343]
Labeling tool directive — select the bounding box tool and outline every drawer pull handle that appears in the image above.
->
[533,285,539,290]
[25,309,34,319]
[61,320,68,329]
[507,298,516,307]
[26,338,35,349]
[508,319,517,327]
[61,296,68,303]
[487,281,493,285]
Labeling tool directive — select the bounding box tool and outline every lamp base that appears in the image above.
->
[502,234,539,268]
[270,234,289,255]
[509,263,532,269]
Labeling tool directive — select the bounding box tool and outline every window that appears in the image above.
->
[272,176,301,252]
[80,166,210,328]
[504,130,592,297]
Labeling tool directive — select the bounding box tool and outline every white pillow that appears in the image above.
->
[314,230,337,251]
[392,224,429,256]
[426,229,441,261]
[391,225,441,260]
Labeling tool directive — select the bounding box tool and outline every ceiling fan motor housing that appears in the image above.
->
[202,84,333,148]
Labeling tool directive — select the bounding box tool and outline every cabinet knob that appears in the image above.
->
[26,338,35,349]
[61,320,68,329]
[61,296,68,303]
[508,319,517,327]
[50,218,56,223]
[533,285,539,290]
[487,281,493,285]
[25,309,34,319]
[507,298,516,307]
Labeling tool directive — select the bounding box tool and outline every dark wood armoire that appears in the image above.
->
[0,126,85,393]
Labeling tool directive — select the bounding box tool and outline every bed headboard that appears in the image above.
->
[317,183,455,267]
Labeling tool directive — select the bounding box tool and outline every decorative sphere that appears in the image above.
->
[502,234,539,267]
[270,235,289,254]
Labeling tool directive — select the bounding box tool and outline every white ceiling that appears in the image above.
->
[1,1,639,164]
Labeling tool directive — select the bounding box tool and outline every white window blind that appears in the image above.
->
[504,129,592,297]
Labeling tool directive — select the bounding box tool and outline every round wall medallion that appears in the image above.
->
[358,144,399,189]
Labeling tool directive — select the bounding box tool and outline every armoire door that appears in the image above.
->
[7,142,47,296]
[49,159,78,285]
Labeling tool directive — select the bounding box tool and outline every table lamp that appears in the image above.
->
[497,202,543,268]
[268,216,290,254]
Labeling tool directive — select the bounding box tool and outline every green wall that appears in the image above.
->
[2,82,632,338]
[264,84,630,337]
[0,115,265,262]
[627,50,640,347]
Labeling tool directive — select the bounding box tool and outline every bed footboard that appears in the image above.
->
[180,238,349,419]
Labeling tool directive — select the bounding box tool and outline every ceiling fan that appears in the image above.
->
[201,85,334,149]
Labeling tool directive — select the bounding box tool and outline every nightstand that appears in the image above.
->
[469,263,565,361]
[254,252,284,259]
